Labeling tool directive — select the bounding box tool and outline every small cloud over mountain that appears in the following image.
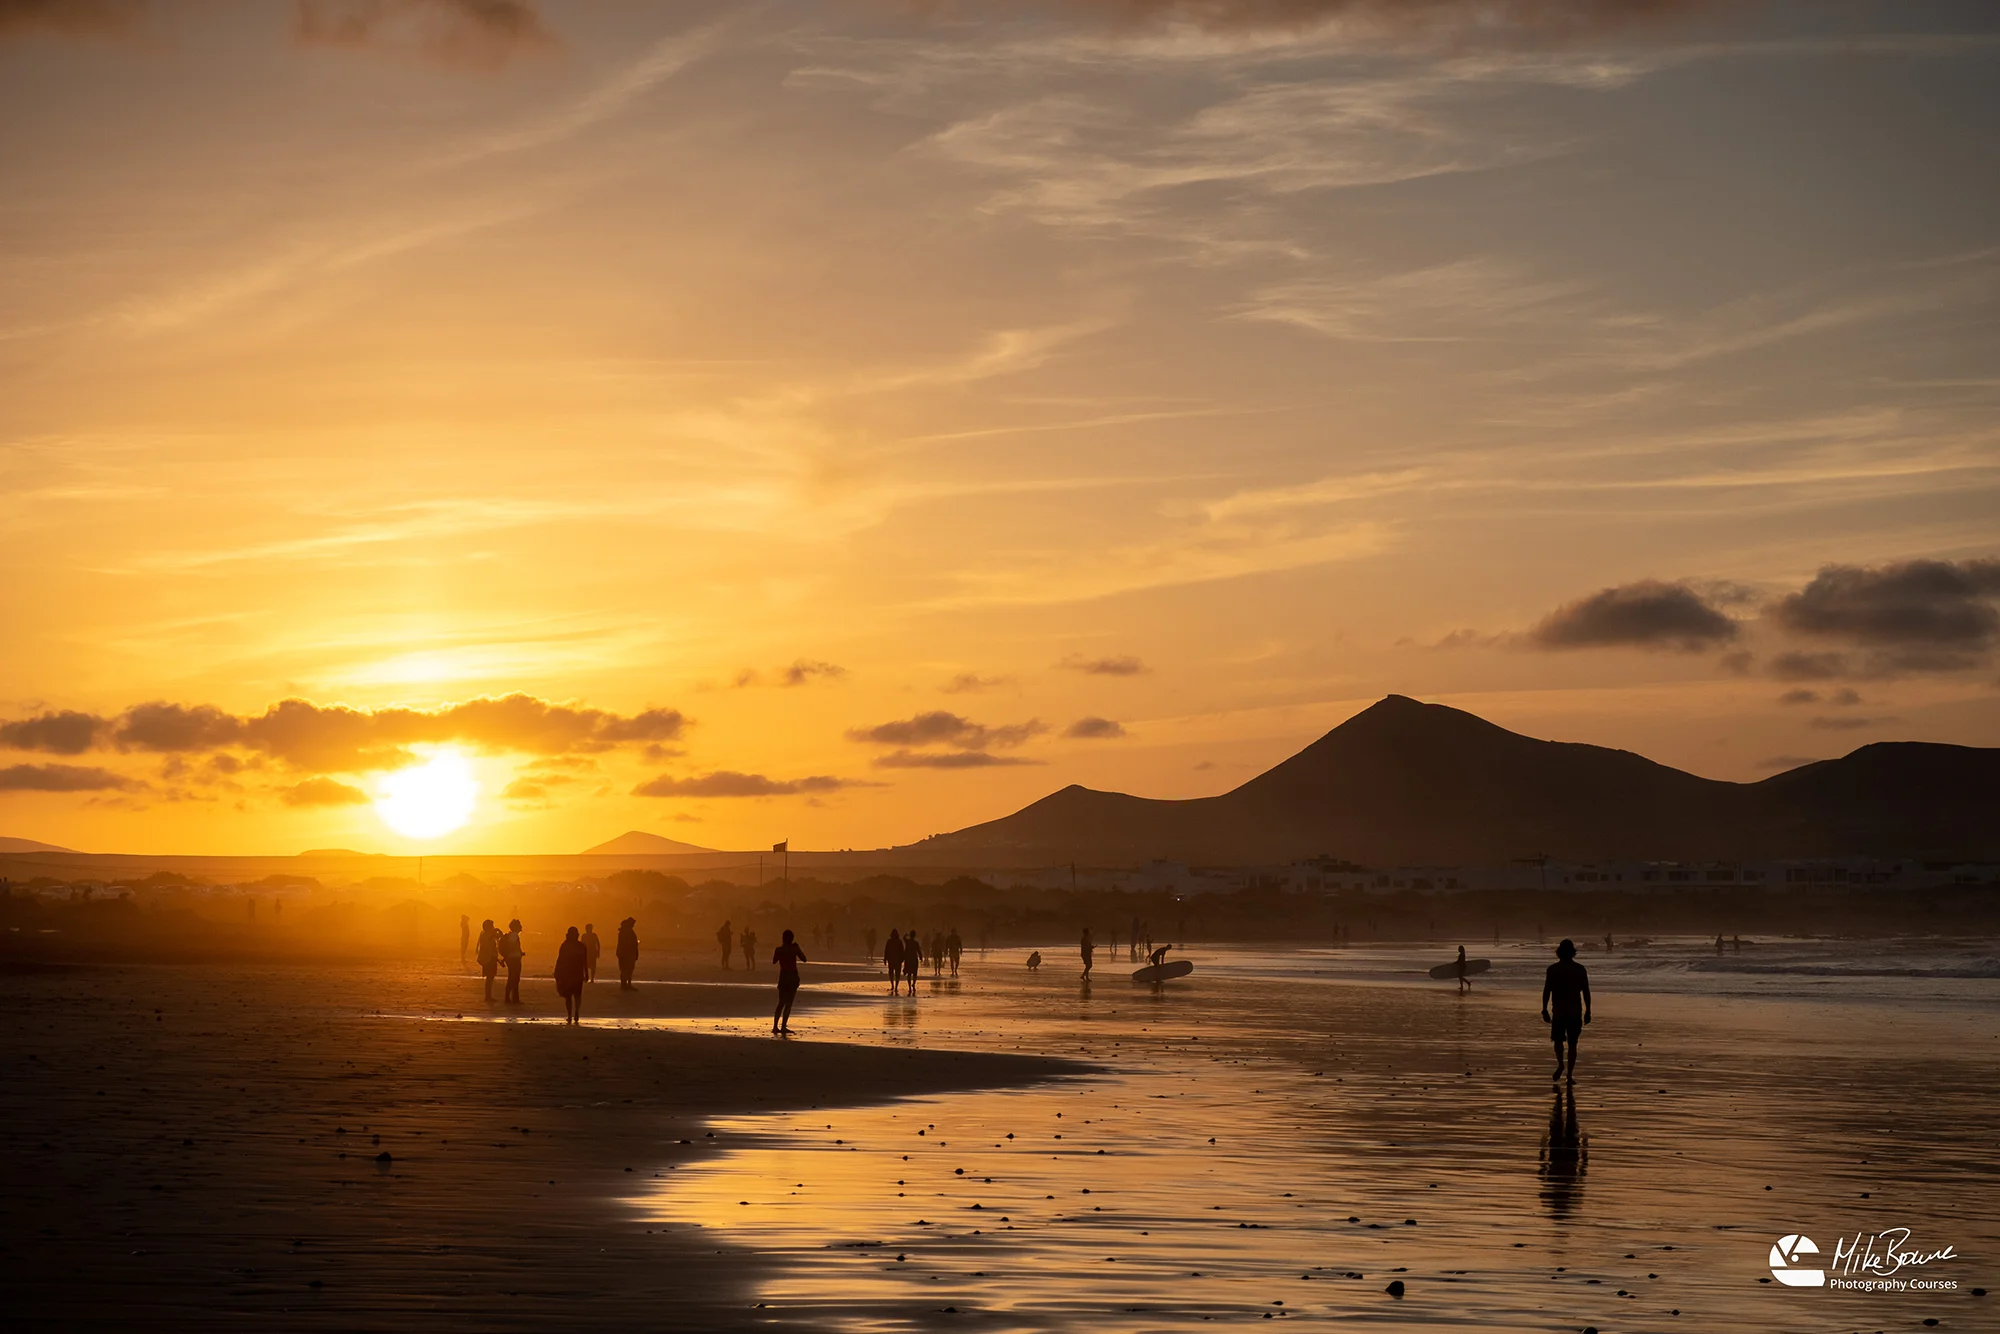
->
[1057,653,1148,676]
[632,771,853,798]
[1526,579,1739,653]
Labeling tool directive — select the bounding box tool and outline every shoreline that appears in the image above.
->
[0,961,1083,1330]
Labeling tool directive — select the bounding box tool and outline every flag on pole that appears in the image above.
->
[772,841,788,853]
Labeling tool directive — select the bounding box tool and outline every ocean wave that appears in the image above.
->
[1684,958,2000,979]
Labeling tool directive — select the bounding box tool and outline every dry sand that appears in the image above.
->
[0,958,1074,1330]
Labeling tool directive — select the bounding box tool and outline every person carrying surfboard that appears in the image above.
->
[1148,942,1171,968]
[1455,944,1471,993]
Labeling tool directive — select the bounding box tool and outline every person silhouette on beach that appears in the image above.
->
[554,926,588,1025]
[615,917,639,989]
[902,929,921,991]
[742,926,758,972]
[476,918,500,1000]
[1715,933,1724,955]
[1148,942,1172,968]
[1732,934,1742,953]
[1026,950,1042,972]
[772,928,808,1035]
[1541,939,1591,1083]
[501,919,525,1004]
[717,919,734,970]
[884,927,905,994]
[1080,926,1095,977]
[459,913,470,967]
[1455,944,1472,993]
[866,927,879,964]
[947,926,963,976]
[582,922,601,983]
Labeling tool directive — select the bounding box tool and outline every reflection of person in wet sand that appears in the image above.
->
[1455,944,1471,993]
[771,928,807,1035]
[1026,950,1042,972]
[554,926,588,1025]
[615,917,639,989]
[1080,926,1094,977]
[1537,1086,1586,1218]
[501,919,525,1004]
[1541,939,1591,1082]
[582,923,601,983]
[476,918,500,1000]
[717,920,733,970]
[884,927,905,994]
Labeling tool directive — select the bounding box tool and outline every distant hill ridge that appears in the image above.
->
[0,836,76,854]
[909,695,2000,866]
[582,830,719,856]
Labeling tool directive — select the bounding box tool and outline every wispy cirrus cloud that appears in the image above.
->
[632,771,855,798]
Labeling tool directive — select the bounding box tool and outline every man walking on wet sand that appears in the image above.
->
[772,928,807,1035]
[717,919,733,970]
[884,926,905,994]
[1541,939,1591,1083]
[1080,926,1095,977]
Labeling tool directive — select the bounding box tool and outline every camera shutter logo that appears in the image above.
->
[1770,1233,1826,1287]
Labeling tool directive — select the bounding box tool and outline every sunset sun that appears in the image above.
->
[374,750,478,840]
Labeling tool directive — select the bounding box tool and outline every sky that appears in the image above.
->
[2,0,1997,856]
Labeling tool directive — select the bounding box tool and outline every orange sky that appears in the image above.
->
[2,0,1997,855]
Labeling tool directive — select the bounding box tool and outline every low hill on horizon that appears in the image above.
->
[903,695,2000,867]
[0,836,76,854]
[582,830,719,857]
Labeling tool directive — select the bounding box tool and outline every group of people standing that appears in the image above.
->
[466,916,643,1022]
[880,926,963,993]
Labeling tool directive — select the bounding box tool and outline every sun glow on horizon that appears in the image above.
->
[375,750,479,840]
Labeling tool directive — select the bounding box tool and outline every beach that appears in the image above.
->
[4,939,1996,1331]
[0,955,1071,1330]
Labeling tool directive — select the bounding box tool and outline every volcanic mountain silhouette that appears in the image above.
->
[905,695,2000,866]
[582,830,718,856]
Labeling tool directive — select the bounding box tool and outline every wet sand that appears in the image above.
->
[6,941,1998,1331]
[0,957,1076,1330]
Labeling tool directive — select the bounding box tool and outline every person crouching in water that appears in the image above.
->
[772,928,807,1035]
[615,916,639,990]
[554,926,588,1025]
[476,918,500,1001]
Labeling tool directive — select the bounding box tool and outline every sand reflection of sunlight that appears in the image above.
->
[375,749,478,839]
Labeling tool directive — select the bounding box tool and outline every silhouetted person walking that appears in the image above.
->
[947,926,963,976]
[1542,938,1592,1083]
[555,926,588,1025]
[582,922,601,982]
[476,918,500,1000]
[616,917,639,989]
[1455,944,1472,993]
[717,919,734,969]
[902,929,921,991]
[501,918,525,1004]
[772,928,807,1035]
[459,913,470,967]
[1080,926,1095,977]
[884,927,905,994]
[742,926,758,972]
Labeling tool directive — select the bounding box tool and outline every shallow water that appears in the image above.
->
[623,940,2000,1331]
